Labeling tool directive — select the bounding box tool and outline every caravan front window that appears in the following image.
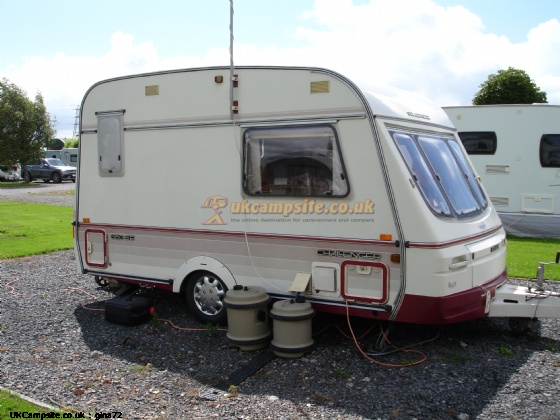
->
[243,125,349,197]
[392,129,488,218]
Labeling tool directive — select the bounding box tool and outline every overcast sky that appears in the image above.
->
[2,0,559,139]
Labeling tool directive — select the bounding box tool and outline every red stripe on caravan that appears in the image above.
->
[406,225,503,249]
[77,223,397,246]
[78,222,502,249]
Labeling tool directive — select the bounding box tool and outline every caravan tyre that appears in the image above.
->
[185,272,228,325]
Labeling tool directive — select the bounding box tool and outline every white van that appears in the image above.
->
[73,66,557,329]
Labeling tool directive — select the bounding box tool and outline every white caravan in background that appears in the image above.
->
[44,150,61,159]
[73,66,560,331]
[60,148,79,167]
[444,105,560,238]
[44,148,78,167]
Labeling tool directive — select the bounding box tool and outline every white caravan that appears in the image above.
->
[44,149,61,159]
[45,149,78,166]
[443,105,560,238]
[61,148,79,167]
[73,67,560,329]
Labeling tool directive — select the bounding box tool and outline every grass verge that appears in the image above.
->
[507,236,560,280]
[0,202,73,259]
[0,388,61,416]
[0,181,39,188]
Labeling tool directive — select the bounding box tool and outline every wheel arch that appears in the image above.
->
[173,256,237,294]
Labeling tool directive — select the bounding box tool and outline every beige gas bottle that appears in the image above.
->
[224,285,271,351]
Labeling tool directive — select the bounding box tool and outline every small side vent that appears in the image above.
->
[145,85,159,96]
[310,80,330,94]
[486,164,509,174]
[490,196,509,207]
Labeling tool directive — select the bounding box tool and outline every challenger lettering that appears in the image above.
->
[317,249,382,261]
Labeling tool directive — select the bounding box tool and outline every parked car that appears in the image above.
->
[23,158,77,183]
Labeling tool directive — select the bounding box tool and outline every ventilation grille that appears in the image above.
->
[490,196,509,207]
[310,80,330,93]
[145,85,159,96]
[486,165,509,174]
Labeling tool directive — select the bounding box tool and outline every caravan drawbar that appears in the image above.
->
[73,66,560,329]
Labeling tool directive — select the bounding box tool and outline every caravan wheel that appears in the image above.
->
[185,272,228,325]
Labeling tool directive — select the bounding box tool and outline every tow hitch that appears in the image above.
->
[489,252,560,333]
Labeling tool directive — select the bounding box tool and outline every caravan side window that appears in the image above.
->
[243,125,349,197]
[97,110,125,176]
[457,131,497,155]
[540,134,560,167]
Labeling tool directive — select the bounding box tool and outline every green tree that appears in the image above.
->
[473,67,547,105]
[49,138,65,150]
[64,138,79,148]
[0,78,55,166]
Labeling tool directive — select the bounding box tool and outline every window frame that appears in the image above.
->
[391,128,488,219]
[242,124,350,198]
[96,110,125,177]
[540,134,560,168]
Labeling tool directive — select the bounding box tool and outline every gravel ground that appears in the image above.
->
[0,181,76,206]
[2,184,560,419]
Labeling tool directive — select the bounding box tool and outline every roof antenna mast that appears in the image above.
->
[229,0,236,120]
